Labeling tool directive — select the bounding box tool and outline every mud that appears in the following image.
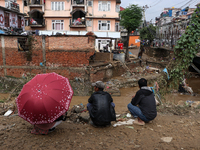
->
[1,86,200,149]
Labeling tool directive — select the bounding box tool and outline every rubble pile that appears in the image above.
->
[66,104,90,124]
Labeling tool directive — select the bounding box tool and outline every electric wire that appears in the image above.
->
[189,0,200,6]
[150,0,163,7]
[147,0,160,6]
[180,0,194,8]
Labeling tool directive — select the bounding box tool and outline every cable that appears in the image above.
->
[189,0,200,6]
[180,0,194,8]
[150,0,163,7]
[147,0,160,6]
[169,0,192,7]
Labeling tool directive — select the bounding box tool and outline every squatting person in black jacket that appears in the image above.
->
[127,78,157,126]
[87,81,116,127]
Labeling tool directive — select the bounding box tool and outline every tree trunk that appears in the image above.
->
[125,31,130,61]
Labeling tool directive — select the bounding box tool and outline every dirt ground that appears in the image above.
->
[0,48,200,149]
[1,86,200,150]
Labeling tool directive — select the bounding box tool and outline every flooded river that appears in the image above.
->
[70,77,200,114]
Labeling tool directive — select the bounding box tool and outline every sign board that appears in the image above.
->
[135,39,140,43]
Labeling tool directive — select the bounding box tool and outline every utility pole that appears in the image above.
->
[143,5,149,27]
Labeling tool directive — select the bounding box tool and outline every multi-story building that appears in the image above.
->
[0,0,25,32]
[1,0,121,50]
[154,6,197,49]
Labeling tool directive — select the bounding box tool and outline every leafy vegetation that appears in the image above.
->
[140,24,157,43]
[119,4,143,60]
[158,5,200,94]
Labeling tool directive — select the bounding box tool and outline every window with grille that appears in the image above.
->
[98,20,110,31]
[52,20,64,30]
[51,2,64,11]
[115,22,119,31]
[4,12,9,27]
[98,1,110,11]
[116,5,120,12]
[88,1,93,6]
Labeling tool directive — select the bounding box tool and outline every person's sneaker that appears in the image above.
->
[48,127,56,133]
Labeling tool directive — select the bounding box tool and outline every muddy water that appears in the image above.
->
[70,77,200,114]
[188,77,200,94]
[70,87,138,114]
[0,77,199,114]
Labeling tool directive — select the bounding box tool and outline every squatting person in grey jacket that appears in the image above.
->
[87,81,116,127]
[128,78,157,126]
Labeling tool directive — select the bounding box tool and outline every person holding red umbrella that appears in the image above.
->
[16,72,73,135]
[31,114,66,134]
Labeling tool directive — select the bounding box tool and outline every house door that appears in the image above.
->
[4,12,9,27]
[18,16,21,28]
[98,40,101,51]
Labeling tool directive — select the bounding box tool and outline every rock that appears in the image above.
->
[74,105,85,113]
[161,137,173,143]
[79,112,90,123]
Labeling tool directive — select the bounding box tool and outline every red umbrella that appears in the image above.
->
[16,72,73,124]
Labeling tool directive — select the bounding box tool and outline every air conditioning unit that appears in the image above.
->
[103,14,106,17]
[5,2,10,9]
[6,1,20,12]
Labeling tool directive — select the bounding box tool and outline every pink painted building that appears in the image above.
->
[1,0,121,50]
[4,0,120,32]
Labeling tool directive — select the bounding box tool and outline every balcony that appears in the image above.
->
[69,19,86,28]
[72,0,85,5]
[29,19,45,27]
[28,0,44,6]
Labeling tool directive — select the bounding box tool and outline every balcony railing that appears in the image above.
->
[29,19,45,27]
[69,19,86,28]
[28,0,44,5]
[72,0,85,5]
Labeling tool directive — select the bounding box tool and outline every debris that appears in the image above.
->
[79,112,90,123]
[126,126,134,129]
[4,110,13,116]
[186,101,200,108]
[126,113,131,118]
[161,137,173,143]
[113,119,135,127]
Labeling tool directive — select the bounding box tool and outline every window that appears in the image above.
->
[51,2,64,11]
[98,20,110,31]
[116,5,120,12]
[98,1,110,11]
[88,1,93,6]
[52,20,64,30]
[25,19,28,26]
[23,0,27,6]
[18,16,21,28]
[115,22,119,31]
[4,12,9,27]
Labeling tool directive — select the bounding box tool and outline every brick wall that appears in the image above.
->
[0,35,95,80]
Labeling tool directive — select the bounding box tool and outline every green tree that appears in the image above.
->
[120,4,143,60]
[157,4,200,95]
[140,24,156,43]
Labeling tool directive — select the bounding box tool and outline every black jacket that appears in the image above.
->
[131,87,157,120]
[88,91,116,125]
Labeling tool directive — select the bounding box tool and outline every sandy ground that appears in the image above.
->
[1,86,200,150]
